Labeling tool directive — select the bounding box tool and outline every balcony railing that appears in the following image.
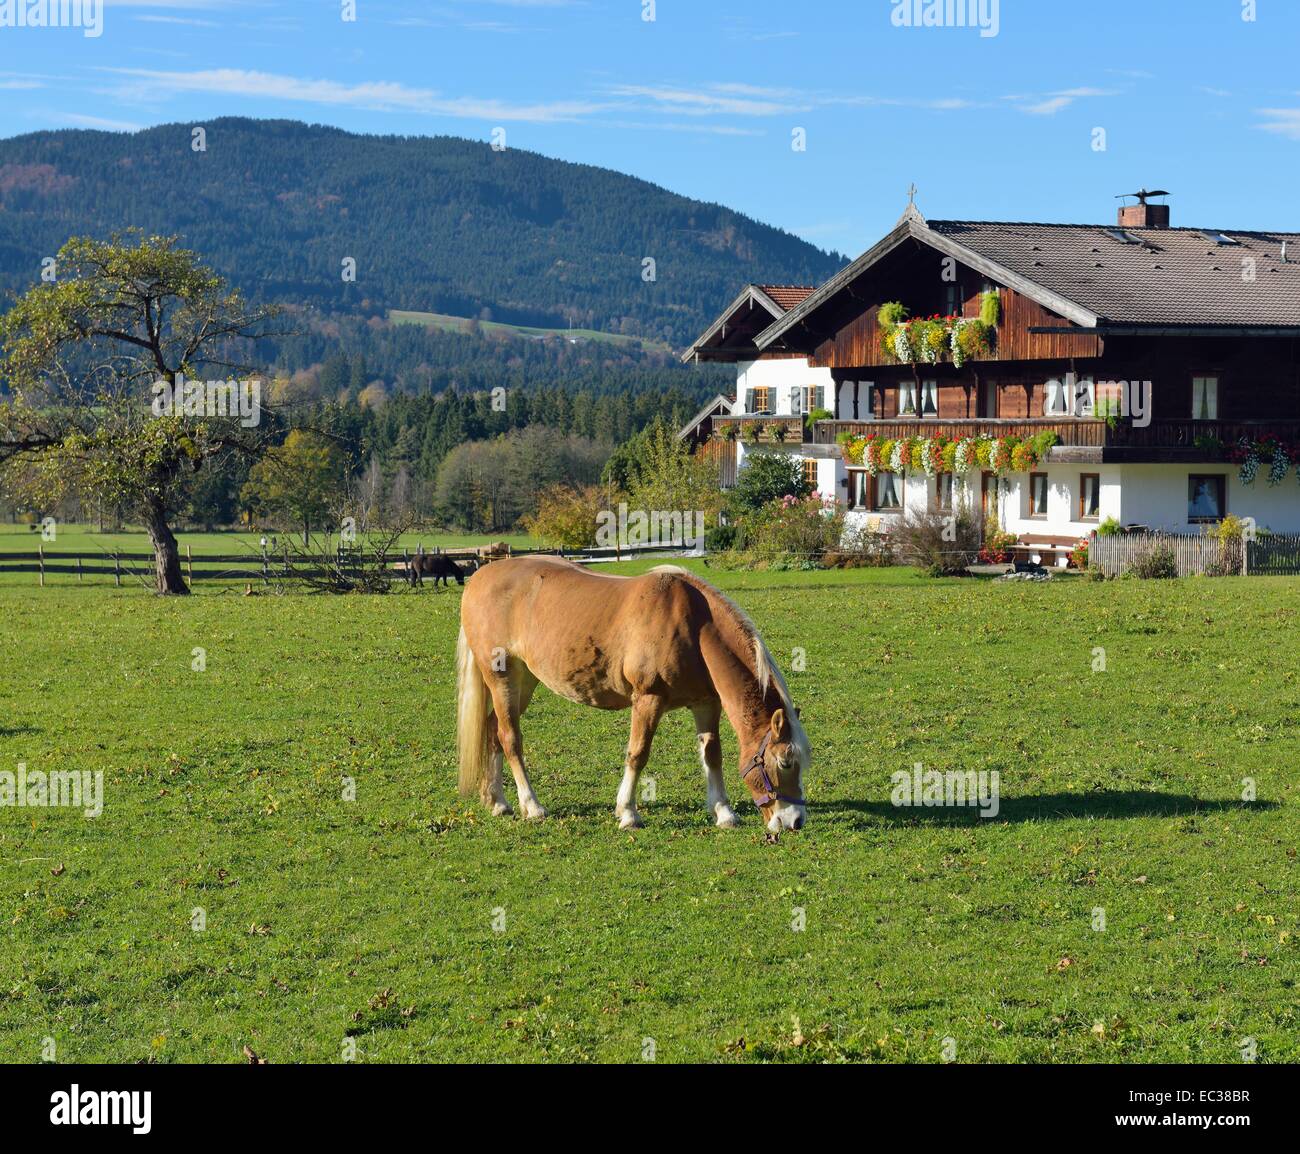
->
[812,417,1105,449]
[711,414,808,445]
[815,417,1300,458]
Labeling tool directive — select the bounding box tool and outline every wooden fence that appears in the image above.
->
[1089,532,1300,578]
[0,540,700,587]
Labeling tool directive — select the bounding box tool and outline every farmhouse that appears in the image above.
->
[682,193,1300,557]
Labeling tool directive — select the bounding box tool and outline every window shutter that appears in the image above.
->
[745,388,755,413]
[815,386,825,412]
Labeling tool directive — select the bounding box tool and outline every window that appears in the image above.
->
[1188,474,1226,522]
[981,472,999,521]
[898,381,918,416]
[751,387,772,415]
[978,380,998,418]
[920,380,938,417]
[873,471,903,512]
[1028,473,1049,518]
[933,473,954,513]
[801,459,819,490]
[1078,473,1100,521]
[944,281,963,316]
[1044,378,1068,416]
[1192,376,1219,421]
[847,469,869,510]
[1071,378,1096,417]
[798,385,826,416]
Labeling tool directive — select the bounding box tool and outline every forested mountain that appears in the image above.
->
[0,118,844,348]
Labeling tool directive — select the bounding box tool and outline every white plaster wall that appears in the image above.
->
[998,466,1123,538]
[734,358,836,416]
[1116,464,1300,534]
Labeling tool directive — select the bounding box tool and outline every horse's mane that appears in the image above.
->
[650,565,812,761]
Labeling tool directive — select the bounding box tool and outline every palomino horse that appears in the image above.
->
[456,556,809,832]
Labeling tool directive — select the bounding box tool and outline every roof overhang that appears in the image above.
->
[680,285,789,364]
[755,215,1100,353]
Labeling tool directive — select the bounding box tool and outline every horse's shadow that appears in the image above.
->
[819,790,1274,828]
[511,790,1269,829]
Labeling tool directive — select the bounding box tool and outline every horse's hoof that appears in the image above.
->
[617,810,643,830]
[522,802,548,821]
[714,807,739,829]
[490,801,513,817]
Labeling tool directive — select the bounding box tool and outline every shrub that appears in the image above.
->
[1097,516,1123,537]
[729,452,809,516]
[979,290,1001,327]
[523,484,605,549]
[741,492,844,565]
[1127,543,1178,579]
[705,522,738,551]
[894,508,981,576]
[978,515,1018,564]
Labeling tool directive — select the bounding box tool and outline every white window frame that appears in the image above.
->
[898,381,918,416]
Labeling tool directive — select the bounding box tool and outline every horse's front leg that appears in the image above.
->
[692,701,738,828]
[616,694,666,830]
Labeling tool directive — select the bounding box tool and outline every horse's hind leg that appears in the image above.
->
[487,667,545,820]
[692,700,738,828]
[616,694,667,830]
[483,721,512,817]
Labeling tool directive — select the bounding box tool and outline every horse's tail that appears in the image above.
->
[456,626,493,797]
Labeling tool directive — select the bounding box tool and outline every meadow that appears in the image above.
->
[1,563,1297,1063]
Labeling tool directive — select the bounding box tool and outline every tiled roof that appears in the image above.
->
[756,284,816,310]
[927,220,1300,327]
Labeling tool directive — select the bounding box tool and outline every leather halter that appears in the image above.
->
[740,731,805,808]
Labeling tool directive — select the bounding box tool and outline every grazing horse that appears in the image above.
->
[413,553,472,587]
[456,556,809,832]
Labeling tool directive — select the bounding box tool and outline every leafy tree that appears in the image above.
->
[241,429,346,544]
[523,484,604,549]
[0,234,279,593]
[728,451,810,516]
[623,417,723,524]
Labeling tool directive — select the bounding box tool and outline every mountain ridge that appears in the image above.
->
[0,118,846,349]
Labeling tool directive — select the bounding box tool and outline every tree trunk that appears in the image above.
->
[143,498,189,595]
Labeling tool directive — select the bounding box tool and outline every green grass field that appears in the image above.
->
[1,563,1297,1063]
[389,309,674,356]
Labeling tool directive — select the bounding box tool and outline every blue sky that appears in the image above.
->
[2,0,1298,257]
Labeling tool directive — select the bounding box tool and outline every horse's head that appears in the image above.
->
[741,707,808,833]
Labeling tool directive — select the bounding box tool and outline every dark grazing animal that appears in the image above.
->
[412,553,473,587]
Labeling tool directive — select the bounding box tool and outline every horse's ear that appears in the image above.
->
[770,708,790,743]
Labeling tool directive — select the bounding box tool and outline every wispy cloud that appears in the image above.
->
[99,68,608,122]
[1008,87,1118,116]
[607,81,979,118]
[52,112,144,132]
[132,14,219,25]
[1257,108,1300,140]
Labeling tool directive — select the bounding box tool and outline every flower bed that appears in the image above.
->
[1230,436,1297,486]
[837,430,1060,477]
[876,297,998,367]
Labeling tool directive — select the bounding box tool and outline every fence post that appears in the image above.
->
[114,554,121,587]
[186,544,193,585]
[77,555,83,583]
[38,544,44,587]
[1243,537,1250,577]
[261,542,270,585]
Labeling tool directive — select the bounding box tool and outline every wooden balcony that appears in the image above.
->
[1099,419,1300,462]
[711,414,809,445]
[811,417,1300,464]
[813,417,1104,458]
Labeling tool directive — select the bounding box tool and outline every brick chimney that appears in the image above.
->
[1117,188,1170,229]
